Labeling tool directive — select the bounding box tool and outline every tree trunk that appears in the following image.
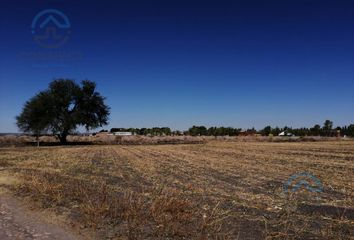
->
[36,134,39,147]
[58,132,68,144]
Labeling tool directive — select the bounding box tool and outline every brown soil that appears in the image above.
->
[0,173,82,240]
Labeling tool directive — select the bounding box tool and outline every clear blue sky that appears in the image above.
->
[0,0,353,132]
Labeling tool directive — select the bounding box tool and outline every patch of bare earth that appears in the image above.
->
[0,172,84,240]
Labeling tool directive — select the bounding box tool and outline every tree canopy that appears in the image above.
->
[16,79,110,143]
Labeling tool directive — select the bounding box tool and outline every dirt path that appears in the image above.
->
[0,172,81,240]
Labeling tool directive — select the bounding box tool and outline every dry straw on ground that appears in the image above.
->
[0,140,353,239]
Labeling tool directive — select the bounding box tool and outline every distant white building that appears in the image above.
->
[278,131,294,136]
[112,131,133,136]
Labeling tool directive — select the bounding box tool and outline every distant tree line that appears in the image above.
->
[107,120,354,137]
[259,120,354,137]
[188,126,243,136]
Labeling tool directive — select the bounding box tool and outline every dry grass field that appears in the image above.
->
[0,140,353,239]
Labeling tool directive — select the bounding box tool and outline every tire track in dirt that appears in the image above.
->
[0,195,80,240]
[0,172,82,240]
